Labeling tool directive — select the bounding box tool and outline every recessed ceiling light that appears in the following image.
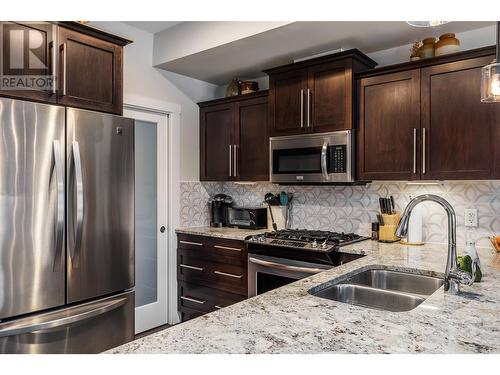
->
[406,21,449,27]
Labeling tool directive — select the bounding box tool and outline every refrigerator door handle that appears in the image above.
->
[52,140,65,272]
[0,297,127,338]
[69,141,84,268]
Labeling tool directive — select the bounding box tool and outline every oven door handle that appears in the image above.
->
[321,140,330,181]
[249,257,325,274]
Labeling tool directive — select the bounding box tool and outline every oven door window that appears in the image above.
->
[256,272,296,295]
[272,147,322,174]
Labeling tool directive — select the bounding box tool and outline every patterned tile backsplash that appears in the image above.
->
[180,181,500,247]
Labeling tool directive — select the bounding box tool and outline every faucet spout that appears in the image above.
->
[396,194,468,294]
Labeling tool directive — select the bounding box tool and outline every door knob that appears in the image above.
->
[160,226,166,233]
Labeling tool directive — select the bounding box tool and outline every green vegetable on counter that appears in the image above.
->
[457,255,482,282]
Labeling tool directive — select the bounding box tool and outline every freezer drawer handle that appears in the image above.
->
[52,140,65,272]
[0,297,127,338]
[249,257,325,274]
[69,141,84,268]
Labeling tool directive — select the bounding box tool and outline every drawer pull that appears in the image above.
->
[214,245,242,252]
[180,296,206,305]
[214,270,243,279]
[180,240,203,246]
[215,305,224,309]
[180,264,204,271]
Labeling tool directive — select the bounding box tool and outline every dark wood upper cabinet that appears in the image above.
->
[0,22,57,103]
[57,26,123,114]
[421,56,500,180]
[200,102,234,181]
[234,95,269,181]
[199,91,269,182]
[265,49,377,137]
[358,46,500,181]
[358,69,421,180]
[0,22,130,115]
[268,68,308,136]
[308,60,351,132]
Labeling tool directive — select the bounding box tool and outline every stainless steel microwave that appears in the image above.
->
[270,130,355,184]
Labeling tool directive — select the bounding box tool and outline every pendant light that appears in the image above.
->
[481,21,500,102]
[406,21,449,27]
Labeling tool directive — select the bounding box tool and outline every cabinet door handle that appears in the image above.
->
[422,128,426,174]
[179,240,203,246]
[180,264,204,271]
[214,270,243,279]
[300,89,304,128]
[60,42,67,96]
[213,245,242,252]
[180,296,206,305]
[233,144,238,177]
[214,305,224,309]
[228,144,232,177]
[413,128,417,174]
[307,88,311,127]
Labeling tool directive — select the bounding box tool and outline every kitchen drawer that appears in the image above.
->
[177,234,246,267]
[178,249,247,295]
[178,282,245,317]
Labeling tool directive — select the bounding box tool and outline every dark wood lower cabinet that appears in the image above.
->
[177,234,247,322]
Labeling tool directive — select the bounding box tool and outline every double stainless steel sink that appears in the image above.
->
[309,268,444,312]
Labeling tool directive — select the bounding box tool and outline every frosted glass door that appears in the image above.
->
[135,120,158,308]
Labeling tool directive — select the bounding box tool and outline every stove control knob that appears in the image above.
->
[311,239,318,248]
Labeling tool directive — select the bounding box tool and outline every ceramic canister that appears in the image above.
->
[435,33,460,56]
[419,37,436,59]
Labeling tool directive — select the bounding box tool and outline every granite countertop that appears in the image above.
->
[175,226,268,241]
[108,241,500,354]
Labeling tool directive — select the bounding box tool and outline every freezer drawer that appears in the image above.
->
[0,291,134,354]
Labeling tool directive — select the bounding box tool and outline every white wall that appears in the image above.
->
[90,21,219,181]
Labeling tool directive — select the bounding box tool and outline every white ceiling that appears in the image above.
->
[124,21,182,34]
[154,21,493,85]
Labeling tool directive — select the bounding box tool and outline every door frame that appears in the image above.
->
[124,95,181,332]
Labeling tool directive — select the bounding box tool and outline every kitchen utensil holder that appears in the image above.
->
[378,213,400,243]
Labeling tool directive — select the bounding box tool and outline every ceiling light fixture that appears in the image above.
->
[481,21,500,103]
[406,21,449,27]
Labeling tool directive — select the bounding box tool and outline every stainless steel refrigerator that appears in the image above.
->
[0,98,135,353]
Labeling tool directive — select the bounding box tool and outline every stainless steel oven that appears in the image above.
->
[270,130,354,184]
[248,254,332,297]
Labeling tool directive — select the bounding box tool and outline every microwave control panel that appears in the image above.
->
[329,145,347,173]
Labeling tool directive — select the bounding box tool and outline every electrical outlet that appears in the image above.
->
[464,208,478,227]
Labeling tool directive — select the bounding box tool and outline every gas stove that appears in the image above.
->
[246,229,368,252]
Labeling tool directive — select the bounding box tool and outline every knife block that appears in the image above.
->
[378,213,400,242]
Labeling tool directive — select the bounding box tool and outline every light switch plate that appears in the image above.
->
[464,208,478,227]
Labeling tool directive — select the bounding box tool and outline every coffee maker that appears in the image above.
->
[209,194,233,227]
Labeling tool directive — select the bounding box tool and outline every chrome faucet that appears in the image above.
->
[395,194,476,294]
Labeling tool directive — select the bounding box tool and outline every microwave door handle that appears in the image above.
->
[321,140,330,181]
